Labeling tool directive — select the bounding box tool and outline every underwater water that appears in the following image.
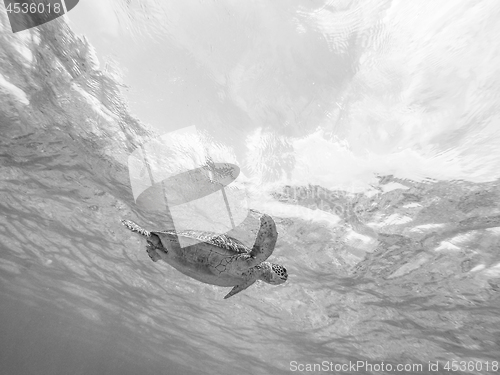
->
[1,1,500,374]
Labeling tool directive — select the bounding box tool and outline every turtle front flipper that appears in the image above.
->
[224,278,257,299]
[247,210,278,267]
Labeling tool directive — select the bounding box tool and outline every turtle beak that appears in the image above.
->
[277,273,287,284]
[282,267,288,281]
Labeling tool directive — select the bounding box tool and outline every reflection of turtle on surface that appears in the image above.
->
[122,210,288,299]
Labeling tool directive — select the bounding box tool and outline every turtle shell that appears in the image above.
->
[149,229,253,286]
[152,230,251,255]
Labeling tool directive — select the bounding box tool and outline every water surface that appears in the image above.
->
[1,1,500,374]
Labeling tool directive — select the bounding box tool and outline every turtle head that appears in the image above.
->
[258,261,288,285]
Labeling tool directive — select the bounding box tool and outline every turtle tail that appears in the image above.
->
[121,219,151,238]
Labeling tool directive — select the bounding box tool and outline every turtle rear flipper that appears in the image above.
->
[122,219,162,247]
[146,244,162,262]
[224,278,257,299]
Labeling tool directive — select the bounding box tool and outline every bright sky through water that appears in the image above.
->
[66,0,500,194]
[1,1,500,374]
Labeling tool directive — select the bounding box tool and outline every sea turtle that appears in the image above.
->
[121,210,288,299]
